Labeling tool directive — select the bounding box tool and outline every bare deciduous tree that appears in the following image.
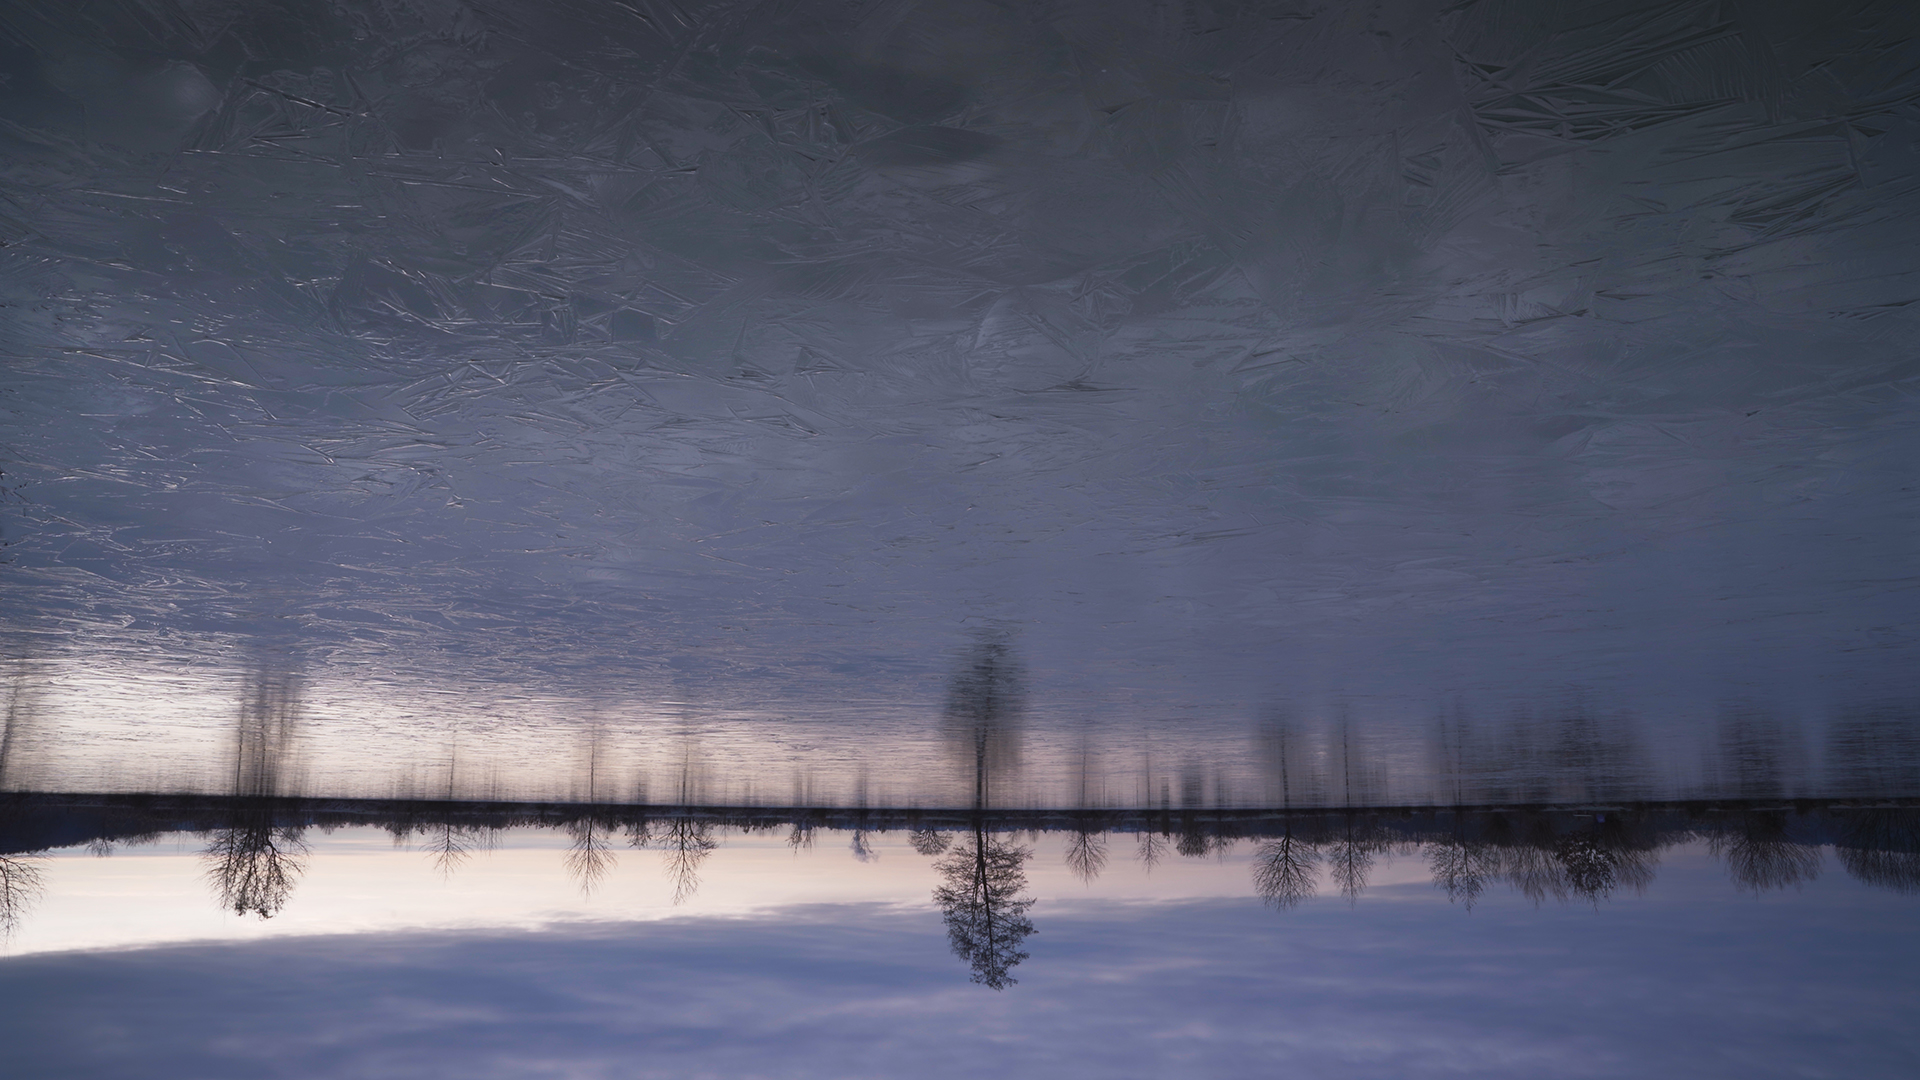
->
[1064,828,1107,884]
[1136,829,1167,872]
[933,823,1036,990]
[908,827,950,856]
[655,817,716,904]
[0,854,44,941]
[564,814,617,895]
[1177,819,1217,860]
[1427,833,1498,909]
[1836,810,1920,895]
[205,666,306,918]
[421,820,492,878]
[1327,816,1383,904]
[205,815,307,918]
[1253,830,1317,909]
[1711,813,1820,893]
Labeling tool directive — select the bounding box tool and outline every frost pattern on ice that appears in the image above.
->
[0,1,1916,758]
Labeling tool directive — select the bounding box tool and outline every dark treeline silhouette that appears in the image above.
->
[6,795,1917,924]
[1,616,1914,962]
[9,797,1920,882]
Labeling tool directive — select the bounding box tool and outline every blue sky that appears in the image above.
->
[5,854,1915,1079]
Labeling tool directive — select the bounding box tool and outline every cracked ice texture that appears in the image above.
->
[0,0,1916,753]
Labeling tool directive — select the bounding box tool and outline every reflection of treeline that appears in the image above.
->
[1242,700,1920,807]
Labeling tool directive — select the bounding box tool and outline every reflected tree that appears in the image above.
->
[0,657,44,792]
[945,632,1023,810]
[933,822,1037,990]
[1429,702,1477,806]
[228,667,301,798]
[1330,710,1385,809]
[1260,713,1325,809]
[1713,708,1796,800]
[1555,706,1652,803]
[1826,710,1920,799]
[1444,703,1654,806]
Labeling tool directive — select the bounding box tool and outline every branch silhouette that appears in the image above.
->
[655,817,716,904]
[0,854,44,941]
[205,812,307,918]
[1253,829,1318,909]
[565,814,618,895]
[204,666,306,918]
[932,822,1036,990]
[1712,812,1821,893]
[1065,827,1107,884]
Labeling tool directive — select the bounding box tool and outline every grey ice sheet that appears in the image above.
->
[1,0,1917,762]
